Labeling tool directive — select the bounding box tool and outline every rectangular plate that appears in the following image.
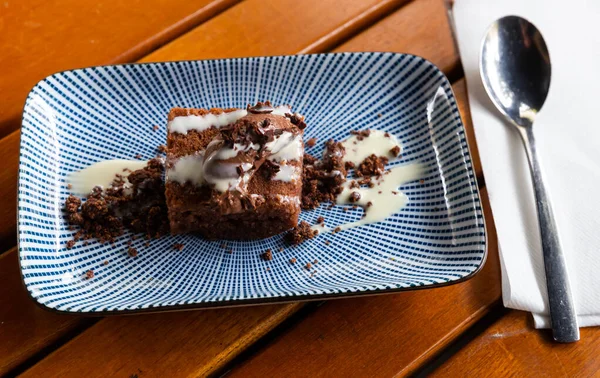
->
[18,53,486,314]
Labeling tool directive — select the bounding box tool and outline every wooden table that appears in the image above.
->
[1,1,597,376]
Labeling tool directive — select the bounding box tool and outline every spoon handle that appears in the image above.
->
[519,126,579,343]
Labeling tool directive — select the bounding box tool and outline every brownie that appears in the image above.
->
[165,102,305,240]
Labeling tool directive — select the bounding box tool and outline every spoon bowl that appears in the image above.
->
[480,15,551,128]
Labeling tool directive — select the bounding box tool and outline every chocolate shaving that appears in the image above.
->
[262,160,281,180]
[285,113,307,130]
[247,101,274,114]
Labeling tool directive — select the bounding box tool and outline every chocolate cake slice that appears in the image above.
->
[165,102,305,240]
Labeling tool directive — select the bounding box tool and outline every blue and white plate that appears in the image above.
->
[18,53,486,314]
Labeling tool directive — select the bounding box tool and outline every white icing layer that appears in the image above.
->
[68,159,148,195]
[273,165,301,182]
[272,105,291,116]
[166,154,204,185]
[264,132,295,155]
[269,134,303,162]
[341,130,401,165]
[168,109,248,134]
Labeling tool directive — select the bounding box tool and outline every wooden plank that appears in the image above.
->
[140,0,407,62]
[0,248,94,376]
[0,0,240,139]
[333,0,459,75]
[0,130,20,253]
[432,311,600,377]
[6,0,409,375]
[228,184,500,378]
[20,303,301,378]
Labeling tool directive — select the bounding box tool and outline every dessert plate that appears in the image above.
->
[18,53,486,313]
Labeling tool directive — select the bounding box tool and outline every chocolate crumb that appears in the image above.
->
[378,113,382,118]
[325,240,331,245]
[349,181,359,189]
[378,191,382,194]
[333,226,342,234]
[420,179,425,184]
[135,154,142,159]
[173,243,185,251]
[279,247,284,252]
[85,270,94,279]
[313,259,318,264]
[145,242,150,247]
[306,138,317,147]
[357,154,388,177]
[67,183,73,190]
[65,195,81,213]
[103,260,108,266]
[317,216,325,223]
[261,249,273,261]
[390,145,401,157]
[290,258,297,264]
[343,207,349,212]
[350,129,371,141]
[344,161,355,171]
[366,201,373,207]
[349,191,361,203]
[128,247,138,257]
[392,191,398,195]
[64,158,170,248]
[153,125,159,131]
[66,240,76,249]
[157,145,167,153]
[368,182,375,188]
[285,221,318,245]
[384,132,391,138]
[301,140,347,210]
[305,262,312,270]
[221,243,228,249]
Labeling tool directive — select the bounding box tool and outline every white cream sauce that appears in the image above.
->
[313,163,425,234]
[341,130,401,165]
[67,159,148,195]
[313,130,424,234]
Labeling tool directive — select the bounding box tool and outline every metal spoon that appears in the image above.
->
[480,15,579,343]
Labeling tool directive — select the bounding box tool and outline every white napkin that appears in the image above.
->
[453,0,600,328]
